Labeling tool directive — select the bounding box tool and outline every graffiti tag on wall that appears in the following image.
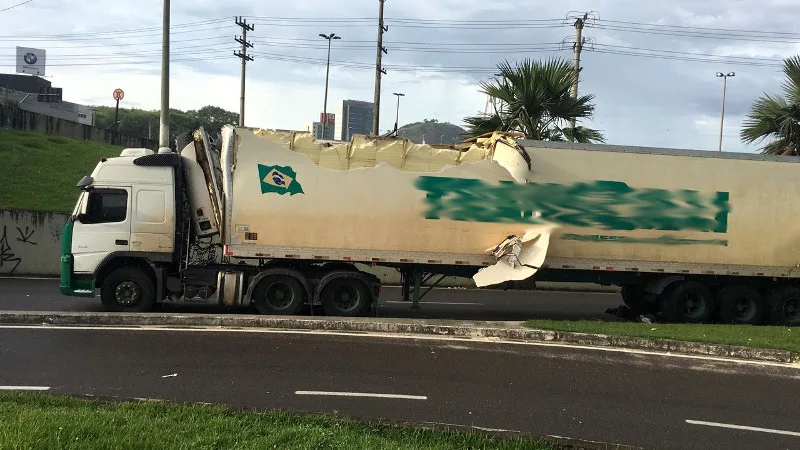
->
[0,225,39,274]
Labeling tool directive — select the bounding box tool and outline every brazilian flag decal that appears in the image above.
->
[257,164,304,195]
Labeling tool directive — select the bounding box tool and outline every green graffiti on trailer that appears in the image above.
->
[413,177,731,233]
[560,234,729,246]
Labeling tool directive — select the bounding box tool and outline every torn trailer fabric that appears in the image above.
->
[473,223,559,288]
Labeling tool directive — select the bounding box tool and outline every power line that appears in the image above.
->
[590,23,800,43]
[598,18,800,38]
[588,48,783,68]
[0,0,32,13]
[0,18,229,40]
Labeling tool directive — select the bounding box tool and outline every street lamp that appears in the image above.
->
[393,92,404,132]
[319,33,341,140]
[716,71,735,152]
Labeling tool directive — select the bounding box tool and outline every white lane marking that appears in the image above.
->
[384,301,484,306]
[0,324,797,369]
[295,390,427,400]
[0,386,50,391]
[686,419,800,437]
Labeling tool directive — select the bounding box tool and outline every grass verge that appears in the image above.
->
[0,129,121,212]
[524,319,797,354]
[0,392,553,450]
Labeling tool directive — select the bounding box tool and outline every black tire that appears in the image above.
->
[621,285,646,312]
[252,275,307,315]
[716,285,765,325]
[320,277,372,317]
[659,281,717,323]
[766,287,800,326]
[100,267,156,312]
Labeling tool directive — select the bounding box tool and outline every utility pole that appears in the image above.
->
[319,33,340,140]
[716,71,735,152]
[372,0,388,136]
[392,92,404,132]
[159,0,170,149]
[234,16,254,127]
[569,13,587,141]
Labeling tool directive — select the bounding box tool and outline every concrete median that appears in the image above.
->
[0,311,795,364]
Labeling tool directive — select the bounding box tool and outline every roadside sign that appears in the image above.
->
[113,88,124,101]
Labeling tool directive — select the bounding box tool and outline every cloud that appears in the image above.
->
[0,0,796,154]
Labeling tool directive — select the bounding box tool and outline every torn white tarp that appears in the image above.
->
[472,223,558,288]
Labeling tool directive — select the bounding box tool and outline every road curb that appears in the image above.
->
[0,311,796,364]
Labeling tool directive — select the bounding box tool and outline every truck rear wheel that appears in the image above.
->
[320,278,371,317]
[252,275,307,315]
[716,285,764,325]
[100,267,156,313]
[767,287,800,326]
[659,281,716,323]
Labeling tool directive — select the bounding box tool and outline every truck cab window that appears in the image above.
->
[81,189,128,224]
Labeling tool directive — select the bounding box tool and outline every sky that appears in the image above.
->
[0,0,798,153]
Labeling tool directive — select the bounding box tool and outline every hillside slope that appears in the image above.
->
[0,130,121,212]
[397,120,466,145]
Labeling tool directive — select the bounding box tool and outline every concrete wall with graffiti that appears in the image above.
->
[0,210,67,275]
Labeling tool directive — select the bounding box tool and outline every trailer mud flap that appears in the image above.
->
[473,224,558,288]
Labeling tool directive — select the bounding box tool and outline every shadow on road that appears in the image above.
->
[0,278,624,322]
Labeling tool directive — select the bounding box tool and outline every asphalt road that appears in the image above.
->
[0,326,798,450]
[0,277,625,321]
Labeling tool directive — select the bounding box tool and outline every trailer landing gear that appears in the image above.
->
[400,269,448,310]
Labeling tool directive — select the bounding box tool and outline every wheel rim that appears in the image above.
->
[332,284,361,312]
[679,292,707,320]
[783,296,800,324]
[264,282,295,310]
[732,296,757,322]
[114,281,141,306]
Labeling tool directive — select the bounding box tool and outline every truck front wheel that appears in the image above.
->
[100,267,156,312]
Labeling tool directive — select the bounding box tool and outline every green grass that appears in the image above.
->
[0,392,552,450]
[0,129,121,212]
[524,319,798,353]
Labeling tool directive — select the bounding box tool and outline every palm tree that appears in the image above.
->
[740,55,800,156]
[462,57,605,143]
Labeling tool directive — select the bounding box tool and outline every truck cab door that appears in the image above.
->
[72,186,132,274]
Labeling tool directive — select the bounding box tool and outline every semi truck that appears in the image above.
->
[60,125,800,326]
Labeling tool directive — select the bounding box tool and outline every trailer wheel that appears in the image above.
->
[320,278,371,317]
[252,275,306,315]
[100,267,156,312]
[621,285,647,312]
[766,287,800,326]
[659,281,716,323]
[716,285,765,325]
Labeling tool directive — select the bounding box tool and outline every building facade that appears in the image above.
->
[333,99,374,141]
[310,121,335,140]
[0,73,93,125]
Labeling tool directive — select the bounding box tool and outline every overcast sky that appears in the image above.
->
[1,0,798,152]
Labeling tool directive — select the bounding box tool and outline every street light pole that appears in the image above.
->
[319,33,340,140]
[392,92,404,132]
[716,71,735,152]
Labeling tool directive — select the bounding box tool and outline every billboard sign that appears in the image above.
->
[16,46,46,76]
[319,112,335,124]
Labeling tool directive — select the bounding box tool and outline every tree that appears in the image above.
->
[92,105,239,145]
[740,55,800,156]
[462,57,605,143]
